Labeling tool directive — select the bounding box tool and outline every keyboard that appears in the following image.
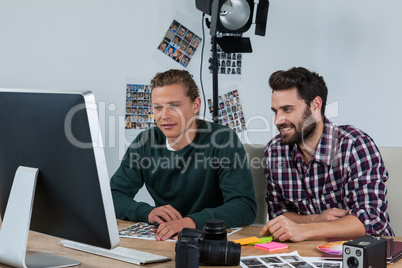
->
[60,240,171,265]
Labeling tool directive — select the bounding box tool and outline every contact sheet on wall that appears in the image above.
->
[208,89,246,133]
[125,83,156,130]
[209,39,243,76]
[157,19,202,68]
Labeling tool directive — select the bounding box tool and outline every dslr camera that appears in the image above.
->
[343,236,387,268]
[175,219,241,268]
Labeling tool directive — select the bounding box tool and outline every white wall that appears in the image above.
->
[1,0,401,204]
[313,0,402,146]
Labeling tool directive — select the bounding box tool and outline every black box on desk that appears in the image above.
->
[343,236,387,268]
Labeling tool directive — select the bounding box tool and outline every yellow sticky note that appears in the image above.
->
[233,236,261,245]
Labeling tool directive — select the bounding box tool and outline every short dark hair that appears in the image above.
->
[269,67,328,116]
[150,69,199,102]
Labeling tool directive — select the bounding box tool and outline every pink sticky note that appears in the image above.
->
[255,242,288,251]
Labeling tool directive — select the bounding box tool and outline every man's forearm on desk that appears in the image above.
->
[282,208,349,224]
[300,215,366,240]
[262,214,366,242]
[294,215,366,241]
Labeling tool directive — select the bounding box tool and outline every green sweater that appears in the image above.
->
[110,120,257,229]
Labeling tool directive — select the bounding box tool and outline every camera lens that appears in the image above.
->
[347,257,359,268]
[199,240,241,266]
[203,219,227,241]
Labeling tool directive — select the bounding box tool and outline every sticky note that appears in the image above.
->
[233,236,261,245]
[255,242,288,251]
[249,236,273,245]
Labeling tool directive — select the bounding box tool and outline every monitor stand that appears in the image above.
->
[0,166,80,268]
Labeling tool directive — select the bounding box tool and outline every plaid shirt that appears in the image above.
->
[264,118,394,236]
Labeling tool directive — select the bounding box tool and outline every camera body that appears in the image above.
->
[175,219,241,268]
[342,236,387,268]
[175,228,204,268]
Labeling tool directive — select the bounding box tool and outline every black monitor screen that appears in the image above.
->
[0,89,119,250]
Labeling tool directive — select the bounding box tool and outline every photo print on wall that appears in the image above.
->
[209,40,242,76]
[208,89,246,133]
[125,84,156,130]
[157,20,202,68]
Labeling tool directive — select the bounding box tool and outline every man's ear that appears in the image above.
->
[311,96,322,115]
[193,97,201,114]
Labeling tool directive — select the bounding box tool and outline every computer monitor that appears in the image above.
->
[0,89,120,267]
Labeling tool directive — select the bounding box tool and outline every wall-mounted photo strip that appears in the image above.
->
[208,89,246,133]
[209,40,242,76]
[125,84,156,130]
[157,20,202,68]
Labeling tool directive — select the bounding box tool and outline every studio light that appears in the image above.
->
[195,0,269,122]
[210,0,253,35]
[196,0,269,39]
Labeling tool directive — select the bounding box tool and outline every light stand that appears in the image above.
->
[211,37,220,123]
[196,0,269,123]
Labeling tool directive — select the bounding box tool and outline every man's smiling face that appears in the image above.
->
[271,87,317,145]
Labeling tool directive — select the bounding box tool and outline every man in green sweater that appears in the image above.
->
[110,69,257,241]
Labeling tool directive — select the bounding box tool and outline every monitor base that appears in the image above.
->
[0,166,81,268]
[26,253,80,268]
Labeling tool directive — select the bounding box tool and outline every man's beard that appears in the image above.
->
[278,106,317,146]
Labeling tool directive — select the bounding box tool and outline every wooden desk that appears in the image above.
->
[2,219,402,267]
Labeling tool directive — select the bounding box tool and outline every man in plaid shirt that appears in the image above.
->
[261,67,394,242]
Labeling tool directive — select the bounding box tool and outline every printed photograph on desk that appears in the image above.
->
[226,227,243,235]
[240,251,341,268]
[157,19,202,68]
[125,83,156,130]
[119,222,175,242]
[241,252,311,268]
[208,89,246,133]
[119,222,241,241]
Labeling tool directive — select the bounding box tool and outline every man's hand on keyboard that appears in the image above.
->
[148,204,182,224]
[155,217,196,241]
